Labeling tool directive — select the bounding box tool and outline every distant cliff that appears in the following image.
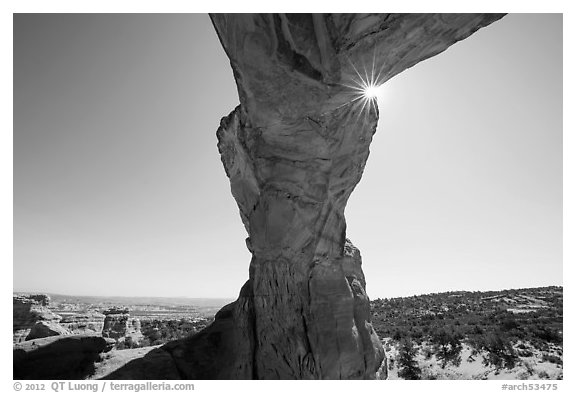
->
[13,294,63,343]
[13,294,143,345]
[59,311,106,335]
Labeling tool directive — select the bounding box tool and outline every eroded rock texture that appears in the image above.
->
[26,321,71,340]
[102,307,130,340]
[203,13,504,380]
[59,311,106,335]
[105,13,505,380]
[13,294,63,343]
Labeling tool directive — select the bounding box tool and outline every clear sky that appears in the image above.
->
[13,13,562,299]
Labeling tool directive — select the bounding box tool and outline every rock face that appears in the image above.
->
[13,294,63,343]
[59,311,106,335]
[102,307,130,340]
[127,318,142,336]
[13,334,116,380]
[193,14,505,380]
[101,307,143,346]
[13,294,108,342]
[26,321,71,340]
[102,13,505,380]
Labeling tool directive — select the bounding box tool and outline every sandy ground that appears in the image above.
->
[88,340,562,380]
[385,341,563,380]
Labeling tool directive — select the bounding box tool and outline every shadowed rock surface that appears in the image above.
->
[13,334,116,379]
[99,348,182,380]
[13,294,63,343]
[102,13,504,380]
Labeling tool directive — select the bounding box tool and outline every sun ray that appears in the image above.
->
[345,98,364,123]
[350,75,365,87]
[329,94,365,113]
[373,56,388,86]
[371,48,376,86]
[359,96,369,114]
[352,104,365,126]
[363,61,370,89]
[333,56,383,122]
[348,58,366,87]
[337,82,366,93]
[367,98,374,115]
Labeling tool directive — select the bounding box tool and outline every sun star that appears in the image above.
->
[363,84,379,100]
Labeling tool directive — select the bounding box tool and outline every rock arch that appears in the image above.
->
[108,13,505,380]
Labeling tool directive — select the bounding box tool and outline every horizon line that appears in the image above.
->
[13,283,563,301]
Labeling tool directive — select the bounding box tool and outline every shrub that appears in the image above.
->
[430,329,462,368]
[532,327,562,344]
[501,318,519,332]
[542,354,562,365]
[522,360,535,376]
[422,345,434,360]
[480,333,518,370]
[517,350,533,357]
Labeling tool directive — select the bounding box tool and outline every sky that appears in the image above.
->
[13,13,562,299]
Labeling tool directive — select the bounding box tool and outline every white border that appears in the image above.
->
[3,2,573,391]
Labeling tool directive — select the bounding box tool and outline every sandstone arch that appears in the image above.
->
[108,13,506,380]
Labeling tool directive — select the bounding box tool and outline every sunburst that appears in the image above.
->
[330,51,386,125]
[363,84,379,99]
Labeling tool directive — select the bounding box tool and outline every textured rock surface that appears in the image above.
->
[13,294,62,343]
[101,13,505,380]
[13,334,116,379]
[102,307,130,340]
[59,311,106,335]
[26,321,71,340]
[194,13,503,380]
[101,308,143,346]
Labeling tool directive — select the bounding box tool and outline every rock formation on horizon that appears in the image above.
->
[13,294,110,343]
[59,311,106,335]
[152,13,505,380]
[13,294,64,343]
[101,307,143,345]
[102,307,131,340]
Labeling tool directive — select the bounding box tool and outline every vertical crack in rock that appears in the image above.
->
[157,13,505,380]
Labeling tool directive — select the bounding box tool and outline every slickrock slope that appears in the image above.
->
[105,13,505,380]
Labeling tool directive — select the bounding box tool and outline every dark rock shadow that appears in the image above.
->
[100,347,182,379]
[14,334,115,380]
[101,288,255,380]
